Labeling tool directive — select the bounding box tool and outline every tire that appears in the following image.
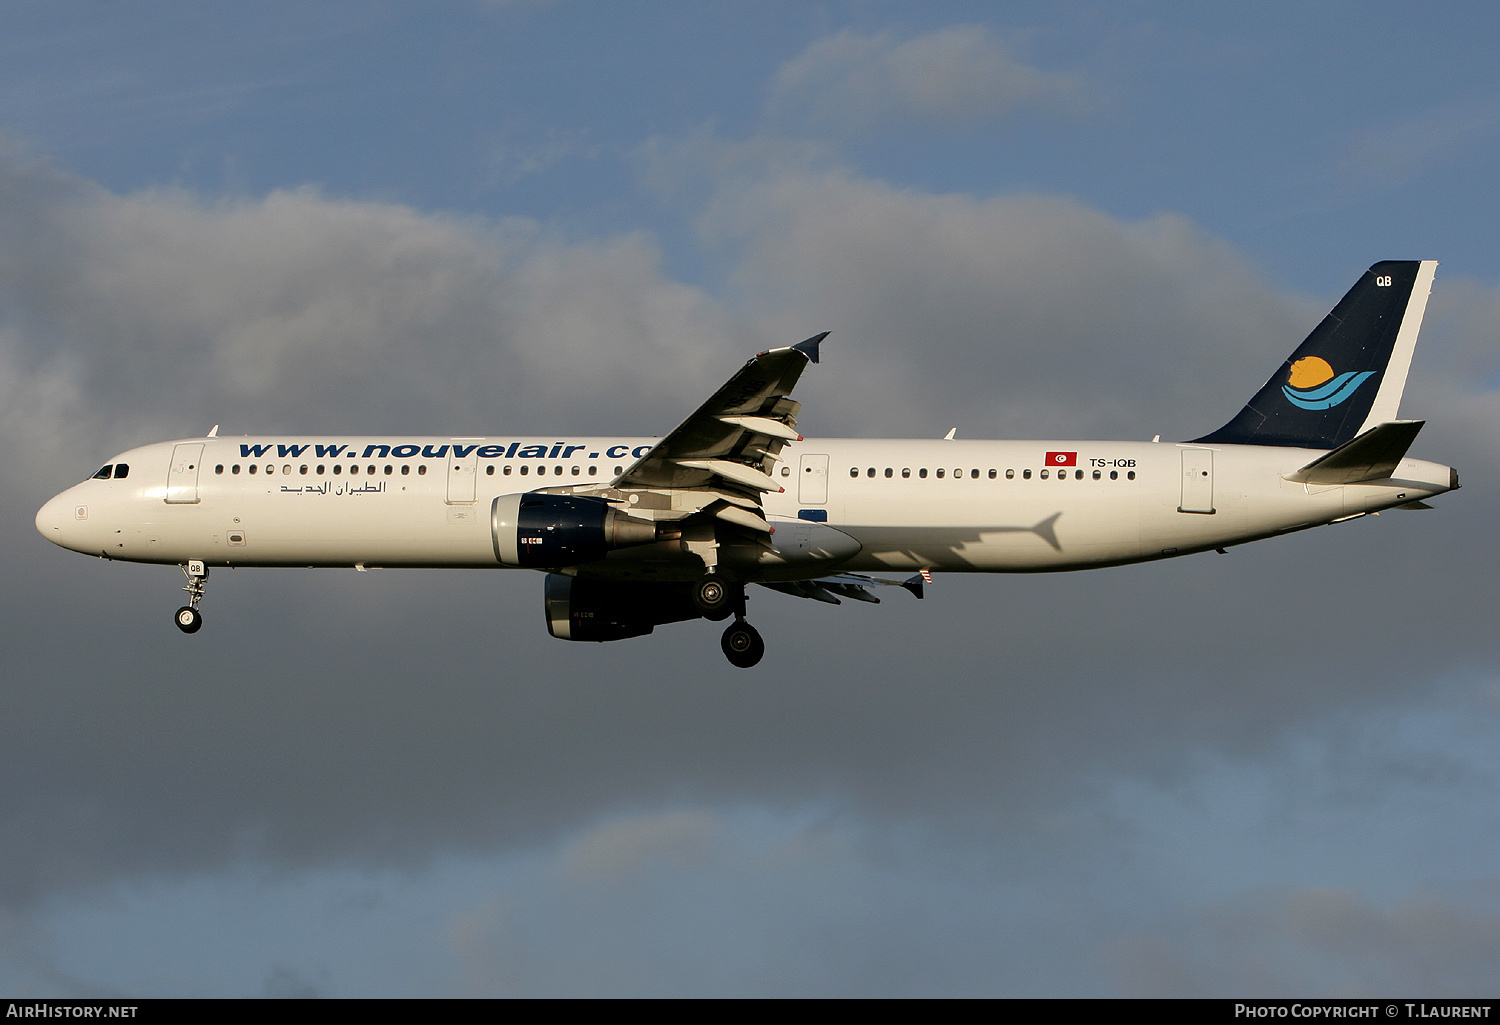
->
[694,575,732,619]
[720,621,764,669]
[175,606,203,634]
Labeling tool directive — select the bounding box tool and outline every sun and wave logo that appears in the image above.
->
[1281,356,1376,410]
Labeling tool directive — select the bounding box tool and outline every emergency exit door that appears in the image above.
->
[1179,448,1215,514]
[799,453,828,504]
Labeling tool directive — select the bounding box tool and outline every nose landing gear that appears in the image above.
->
[175,560,207,634]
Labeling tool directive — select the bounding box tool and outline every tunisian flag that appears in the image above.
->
[1045,451,1077,466]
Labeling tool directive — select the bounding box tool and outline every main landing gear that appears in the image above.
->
[693,574,733,621]
[174,560,207,634]
[721,620,764,669]
[698,576,764,669]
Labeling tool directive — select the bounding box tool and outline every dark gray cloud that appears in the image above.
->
[1109,887,1500,996]
[2,135,1497,994]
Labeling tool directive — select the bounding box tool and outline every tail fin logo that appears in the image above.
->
[1281,356,1376,411]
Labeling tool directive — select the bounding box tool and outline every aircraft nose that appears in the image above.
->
[36,491,79,548]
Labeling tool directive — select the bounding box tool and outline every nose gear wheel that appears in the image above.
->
[175,561,208,634]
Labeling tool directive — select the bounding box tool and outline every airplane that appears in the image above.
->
[35,261,1457,668]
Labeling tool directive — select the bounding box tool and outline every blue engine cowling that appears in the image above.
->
[491,493,657,568]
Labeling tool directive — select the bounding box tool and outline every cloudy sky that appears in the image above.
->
[3,0,1500,997]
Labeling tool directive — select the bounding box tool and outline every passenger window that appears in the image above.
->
[385,465,393,475]
[537,465,546,476]
[266,465,275,475]
[233,464,241,474]
[1040,469,1049,479]
[781,466,791,477]
[867,467,875,478]
[919,468,928,478]
[1092,470,1101,480]
[315,464,325,475]
[485,465,494,475]
[402,465,411,475]
[953,469,961,478]
[1075,469,1083,480]
[331,465,340,475]
[884,468,893,478]
[850,468,858,478]
[502,465,510,476]
[1110,470,1118,480]
[418,465,427,475]
[1023,469,1031,479]
[1005,469,1014,479]
[92,465,112,480]
[988,469,996,479]
[301,465,309,475]
[936,468,945,478]
[971,469,979,479]
[250,465,259,475]
[349,465,357,475]
[215,465,224,475]
[572,466,580,476]
[283,464,291,475]
[1127,470,1136,480]
[588,465,597,475]
[520,465,529,475]
[368,465,376,475]
[614,466,623,475]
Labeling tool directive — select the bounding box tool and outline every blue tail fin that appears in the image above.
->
[1193,261,1436,449]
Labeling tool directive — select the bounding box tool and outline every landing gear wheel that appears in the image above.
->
[721,621,764,669]
[694,575,733,621]
[176,561,208,634]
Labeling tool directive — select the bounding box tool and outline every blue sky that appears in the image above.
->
[3,0,1500,996]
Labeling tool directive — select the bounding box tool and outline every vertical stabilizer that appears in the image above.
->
[1193,261,1437,449]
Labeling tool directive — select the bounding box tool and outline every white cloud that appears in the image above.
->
[766,26,1090,137]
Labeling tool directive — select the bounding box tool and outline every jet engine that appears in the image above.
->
[543,574,702,641]
[491,493,657,568]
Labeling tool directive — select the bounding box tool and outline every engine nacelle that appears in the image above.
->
[543,574,702,642]
[491,493,657,568]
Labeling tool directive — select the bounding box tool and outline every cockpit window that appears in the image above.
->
[92,465,112,480]
[113,463,129,479]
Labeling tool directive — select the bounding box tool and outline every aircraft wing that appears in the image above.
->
[759,572,926,605]
[612,333,826,497]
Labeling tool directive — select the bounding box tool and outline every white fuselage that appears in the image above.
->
[35,435,1457,578]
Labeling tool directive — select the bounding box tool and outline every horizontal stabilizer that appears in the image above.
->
[1283,420,1424,485]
